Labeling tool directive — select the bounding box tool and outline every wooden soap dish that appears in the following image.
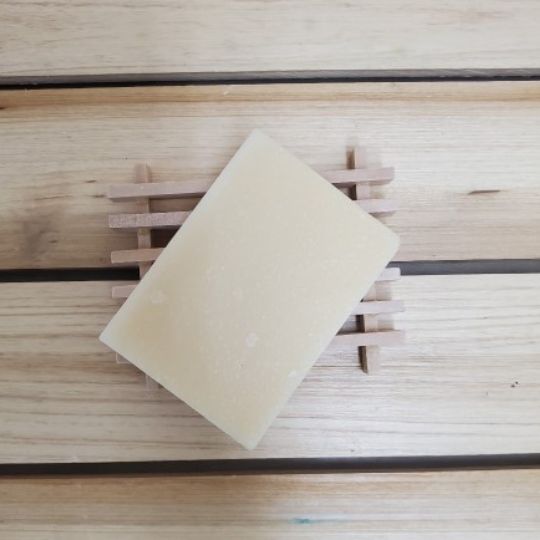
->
[107,146,404,387]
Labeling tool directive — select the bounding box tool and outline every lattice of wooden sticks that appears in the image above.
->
[108,146,404,387]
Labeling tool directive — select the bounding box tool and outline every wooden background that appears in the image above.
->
[1,1,539,537]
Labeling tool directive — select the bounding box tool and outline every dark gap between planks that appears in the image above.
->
[0,260,539,283]
[1,68,540,90]
[0,267,139,282]
[0,454,539,477]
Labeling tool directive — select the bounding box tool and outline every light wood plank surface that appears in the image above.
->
[1,1,539,77]
[1,470,539,539]
[0,274,538,463]
[1,82,539,269]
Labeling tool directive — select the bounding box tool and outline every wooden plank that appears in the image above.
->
[0,274,538,463]
[1,82,539,269]
[1,471,539,539]
[1,1,539,77]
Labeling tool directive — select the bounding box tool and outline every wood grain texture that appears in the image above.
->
[1,82,540,269]
[1,470,539,539]
[1,1,539,77]
[0,274,538,464]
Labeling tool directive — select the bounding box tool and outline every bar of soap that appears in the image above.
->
[100,130,398,449]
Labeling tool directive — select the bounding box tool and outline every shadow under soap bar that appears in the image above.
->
[100,130,399,449]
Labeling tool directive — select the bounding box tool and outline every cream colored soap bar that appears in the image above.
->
[100,130,398,449]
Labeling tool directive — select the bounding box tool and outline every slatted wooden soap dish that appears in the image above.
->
[107,147,404,388]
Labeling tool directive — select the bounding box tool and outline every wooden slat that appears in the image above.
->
[108,198,395,230]
[330,330,404,349]
[374,267,400,282]
[111,283,136,298]
[356,198,397,215]
[324,167,395,186]
[133,164,153,277]
[1,1,539,77]
[0,274,539,463]
[108,179,214,201]
[1,471,539,538]
[350,299,404,316]
[107,167,394,201]
[1,82,539,269]
[113,287,403,320]
[110,245,398,284]
[109,210,190,229]
[353,147,382,374]
[110,268,401,296]
[131,165,160,390]
[111,247,162,265]
[110,248,401,273]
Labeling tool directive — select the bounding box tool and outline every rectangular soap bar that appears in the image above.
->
[100,130,399,449]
